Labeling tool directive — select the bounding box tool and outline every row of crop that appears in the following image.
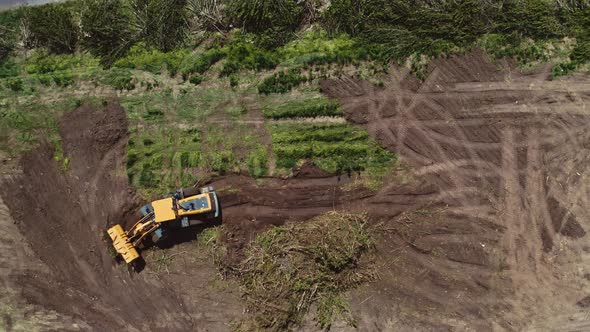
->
[269,123,392,173]
[262,97,342,119]
[270,124,368,144]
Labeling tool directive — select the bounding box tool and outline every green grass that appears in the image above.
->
[126,126,202,196]
[262,96,342,119]
[269,123,395,183]
[0,95,85,155]
[258,68,307,94]
[114,45,189,76]
[179,48,225,78]
[100,68,135,91]
[279,29,368,66]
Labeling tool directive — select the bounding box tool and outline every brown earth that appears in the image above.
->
[321,50,590,331]
[1,50,590,331]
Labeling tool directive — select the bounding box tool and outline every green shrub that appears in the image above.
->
[101,68,135,91]
[81,0,139,66]
[322,0,365,36]
[229,74,239,87]
[496,0,564,40]
[0,58,19,78]
[280,29,367,66]
[258,68,306,94]
[571,38,590,64]
[114,45,189,76]
[262,97,342,119]
[23,2,79,54]
[227,0,304,47]
[552,61,578,77]
[25,52,99,74]
[179,48,225,76]
[5,77,23,91]
[247,146,268,178]
[219,37,279,76]
[143,108,164,121]
[189,75,204,85]
[58,72,73,87]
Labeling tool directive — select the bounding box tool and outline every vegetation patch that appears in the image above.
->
[269,123,394,181]
[258,68,307,94]
[100,68,135,91]
[220,36,279,76]
[179,48,225,78]
[224,211,374,331]
[262,96,341,119]
[126,127,202,196]
[280,29,368,66]
[114,45,189,76]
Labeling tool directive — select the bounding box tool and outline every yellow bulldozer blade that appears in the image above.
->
[107,224,140,264]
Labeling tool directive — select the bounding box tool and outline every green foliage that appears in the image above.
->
[262,97,342,119]
[572,39,590,63]
[127,127,203,193]
[227,0,304,47]
[229,75,239,87]
[360,0,489,61]
[24,52,100,74]
[189,74,204,85]
[322,0,365,36]
[231,211,372,330]
[81,0,139,66]
[247,146,268,178]
[36,71,75,87]
[114,44,189,75]
[552,61,578,77]
[219,36,279,76]
[270,123,393,175]
[0,9,23,60]
[258,68,306,94]
[497,0,564,40]
[132,0,189,52]
[101,68,136,90]
[0,58,19,78]
[4,77,23,92]
[23,3,79,54]
[179,48,225,76]
[280,29,367,66]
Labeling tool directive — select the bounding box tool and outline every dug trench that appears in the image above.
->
[1,50,590,331]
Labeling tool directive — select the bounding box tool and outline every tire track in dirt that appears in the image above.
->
[322,50,590,330]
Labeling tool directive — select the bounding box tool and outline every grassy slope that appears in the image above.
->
[0,31,402,198]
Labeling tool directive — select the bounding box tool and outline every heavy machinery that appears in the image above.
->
[107,186,220,264]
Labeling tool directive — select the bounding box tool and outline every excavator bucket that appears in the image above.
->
[107,224,140,264]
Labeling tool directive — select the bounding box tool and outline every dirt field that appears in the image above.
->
[1,50,590,331]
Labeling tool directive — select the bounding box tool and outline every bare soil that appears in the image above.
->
[1,50,589,331]
[321,50,590,330]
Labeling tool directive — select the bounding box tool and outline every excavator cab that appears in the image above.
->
[107,186,221,264]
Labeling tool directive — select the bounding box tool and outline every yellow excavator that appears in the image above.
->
[107,186,221,264]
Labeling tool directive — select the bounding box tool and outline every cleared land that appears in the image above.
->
[1,51,590,331]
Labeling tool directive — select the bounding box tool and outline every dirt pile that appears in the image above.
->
[322,50,590,330]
